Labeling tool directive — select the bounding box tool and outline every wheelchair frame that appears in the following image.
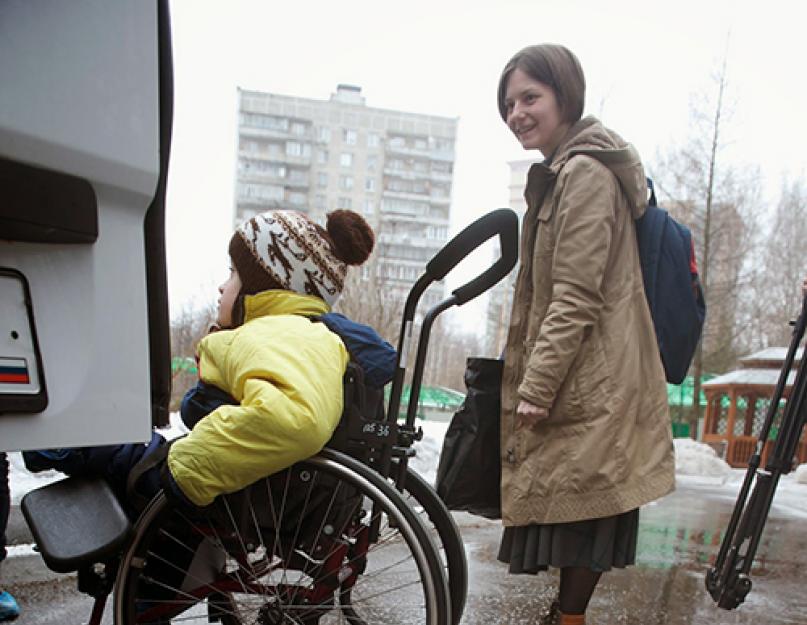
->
[23,208,518,625]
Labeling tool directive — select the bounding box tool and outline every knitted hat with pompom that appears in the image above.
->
[228,209,374,312]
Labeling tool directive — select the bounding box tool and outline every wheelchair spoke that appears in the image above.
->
[114,453,448,624]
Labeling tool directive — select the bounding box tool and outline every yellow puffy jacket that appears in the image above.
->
[167,290,349,506]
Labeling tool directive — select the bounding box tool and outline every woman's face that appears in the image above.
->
[217,266,242,328]
[504,67,570,156]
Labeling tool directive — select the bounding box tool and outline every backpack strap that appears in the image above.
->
[647,177,658,207]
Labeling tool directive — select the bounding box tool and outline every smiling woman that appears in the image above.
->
[493,44,675,625]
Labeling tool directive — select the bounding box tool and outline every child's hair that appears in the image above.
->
[228,209,374,324]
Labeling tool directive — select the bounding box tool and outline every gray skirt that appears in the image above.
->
[497,508,639,574]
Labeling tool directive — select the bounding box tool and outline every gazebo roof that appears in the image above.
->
[740,347,802,368]
[703,367,796,389]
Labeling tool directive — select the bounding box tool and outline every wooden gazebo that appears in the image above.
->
[702,347,807,468]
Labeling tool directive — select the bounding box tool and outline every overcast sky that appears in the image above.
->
[165,0,807,322]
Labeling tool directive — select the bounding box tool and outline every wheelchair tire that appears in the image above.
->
[113,448,450,625]
[396,465,467,625]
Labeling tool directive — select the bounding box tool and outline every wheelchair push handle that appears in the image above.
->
[426,208,519,305]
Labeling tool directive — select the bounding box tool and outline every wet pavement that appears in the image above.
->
[454,476,807,625]
[4,475,807,624]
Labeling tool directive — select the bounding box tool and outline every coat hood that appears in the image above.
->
[549,116,647,219]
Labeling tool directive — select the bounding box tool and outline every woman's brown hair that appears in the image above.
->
[497,44,586,124]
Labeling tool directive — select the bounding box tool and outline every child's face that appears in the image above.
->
[217,267,242,328]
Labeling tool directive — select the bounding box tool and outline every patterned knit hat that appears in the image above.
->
[228,210,374,312]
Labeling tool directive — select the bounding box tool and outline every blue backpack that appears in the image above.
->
[635,179,706,384]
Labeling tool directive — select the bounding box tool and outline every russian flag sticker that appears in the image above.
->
[0,357,30,384]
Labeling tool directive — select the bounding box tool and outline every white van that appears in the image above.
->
[0,0,173,450]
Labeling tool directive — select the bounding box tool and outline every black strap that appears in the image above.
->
[125,437,180,512]
[647,177,658,207]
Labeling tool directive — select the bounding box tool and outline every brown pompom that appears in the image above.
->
[326,210,375,266]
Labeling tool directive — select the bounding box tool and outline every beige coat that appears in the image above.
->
[500,117,675,526]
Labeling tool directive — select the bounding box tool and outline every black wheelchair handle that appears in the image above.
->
[425,208,519,306]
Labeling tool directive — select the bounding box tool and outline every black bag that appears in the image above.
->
[435,357,502,519]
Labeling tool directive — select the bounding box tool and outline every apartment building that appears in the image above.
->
[485,158,537,354]
[235,84,458,308]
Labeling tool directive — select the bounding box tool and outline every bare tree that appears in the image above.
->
[756,178,807,345]
[337,262,486,394]
[169,301,216,410]
[649,54,764,436]
[422,315,486,391]
[335,260,403,344]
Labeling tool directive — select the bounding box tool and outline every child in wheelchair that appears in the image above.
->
[24,208,392,512]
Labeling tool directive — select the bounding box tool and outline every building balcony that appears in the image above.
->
[237,171,288,185]
[236,196,308,212]
[430,171,453,182]
[377,232,447,249]
[240,125,313,141]
[382,167,432,181]
[237,150,312,167]
[385,144,432,158]
[285,177,311,189]
[382,189,431,203]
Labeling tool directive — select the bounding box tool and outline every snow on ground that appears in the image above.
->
[8,414,807,519]
[673,437,731,480]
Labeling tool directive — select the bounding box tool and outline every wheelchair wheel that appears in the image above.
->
[395,465,467,625]
[113,449,450,625]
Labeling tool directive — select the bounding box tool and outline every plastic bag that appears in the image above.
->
[435,357,502,519]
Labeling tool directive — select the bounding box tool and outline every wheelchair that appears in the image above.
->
[21,209,518,625]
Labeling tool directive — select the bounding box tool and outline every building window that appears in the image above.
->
[431,184,448,198]
[315,194,326,209]
[318,126,331,143]
[363,199,375,215]
[290,121,307,136]
[426,225,448,240]
[286,169,305,183]
[337,196,352,209]
[367,133,380,148]
[366,155,378,171]
[239,138,259,153]
[340,152,353,167]
[239,113,289,131]
[238,183,284,201]
[267,142,283,157]
[318,149,329,164]
[286,141,311,157]
[340,175,354,191]
[317,172,328,188]
[343,129,358,145]
[365,178,375,192]
[288,191,307,206]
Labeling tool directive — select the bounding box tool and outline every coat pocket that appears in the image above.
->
[574,332,611,408]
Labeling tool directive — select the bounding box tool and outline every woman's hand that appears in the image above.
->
[516,400,549,429]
